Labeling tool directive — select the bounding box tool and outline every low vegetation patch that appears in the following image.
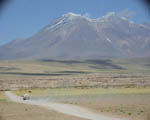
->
[13,87,150,97]
[0,91,6,102]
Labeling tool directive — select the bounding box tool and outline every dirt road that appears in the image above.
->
[5,91,126,120]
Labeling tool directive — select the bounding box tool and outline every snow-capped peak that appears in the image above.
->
[101,12,116,19]
[46,12,87,31]
[97,12,117,22]
[62,12,93,21]
[99,12,136,25]
[61,12,83,21]
[46,12,137,31]
[63,12,81,17]
[46,12,93,31]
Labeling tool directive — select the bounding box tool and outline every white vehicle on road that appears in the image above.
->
[23,93,30,100]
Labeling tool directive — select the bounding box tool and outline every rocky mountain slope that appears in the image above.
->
[0,12,150,60]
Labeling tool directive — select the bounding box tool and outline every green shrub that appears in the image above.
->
[128,112,132,116]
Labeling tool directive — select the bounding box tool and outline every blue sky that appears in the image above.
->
[0,0,149,45]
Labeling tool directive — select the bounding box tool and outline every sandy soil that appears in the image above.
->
[5,91,125,120]
[66,95,150,120]
[0,102,86,120]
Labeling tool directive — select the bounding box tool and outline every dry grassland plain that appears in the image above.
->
[0,58,150,120]
[0,59,150,90]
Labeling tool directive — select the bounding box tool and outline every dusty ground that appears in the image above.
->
[0,101,86,120]
[5,91,122,120]
[12,87,150,120]
[69,95,150,120]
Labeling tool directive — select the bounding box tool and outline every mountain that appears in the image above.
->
[0,12,150,60]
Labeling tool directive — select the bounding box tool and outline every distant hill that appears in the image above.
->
[0,12,150,60]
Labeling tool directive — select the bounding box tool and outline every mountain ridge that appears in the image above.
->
[0,12,150,60]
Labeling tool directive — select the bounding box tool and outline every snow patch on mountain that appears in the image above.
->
[62,12,81,20]
[139,24,150,30]
[121,17,135,25]
[102,12,115,19]
[129,21,135,24]
[47,18,66,30]
[98,12,116,22]
[106,38,112,43]
[121,17,127,21]
[46,12,93,31]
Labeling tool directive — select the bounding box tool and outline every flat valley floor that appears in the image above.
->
[0,58,150,120]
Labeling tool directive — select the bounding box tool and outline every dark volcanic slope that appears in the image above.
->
[0,12,150,60]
